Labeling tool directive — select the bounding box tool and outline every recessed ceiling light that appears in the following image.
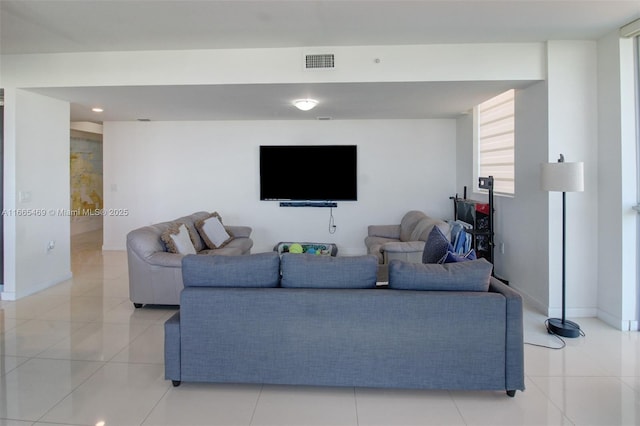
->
[293,99,318,111]
[91,107,104,113]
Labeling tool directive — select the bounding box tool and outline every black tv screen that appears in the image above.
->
[260,145,357,201]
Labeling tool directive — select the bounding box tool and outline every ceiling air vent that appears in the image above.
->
[305,54,335,70]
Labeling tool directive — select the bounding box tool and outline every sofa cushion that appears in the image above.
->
[410,216,449,242]
[388,258,493,291]
[422,226,453,263]
[182,252,280,288]
[280,253,378,289]
[195,212,233,249]
[399,211,427,242]
[439,249,477,264]
[160,223,197,255]
[199,237,252,256]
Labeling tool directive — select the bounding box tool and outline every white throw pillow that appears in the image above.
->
[197,214,233,249]
[161,223,197,255]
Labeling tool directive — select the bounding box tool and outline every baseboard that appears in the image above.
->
[102,244,126,251]
[254,244,279,254]
[549,307,598,319]
[1,271,73,301]
[510,284,547,315]
[0,289,16,301]
[597,309,639,331]
[336,247,367,256]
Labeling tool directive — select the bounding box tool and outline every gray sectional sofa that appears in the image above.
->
[126,211,253,307]
[165,252,525,396]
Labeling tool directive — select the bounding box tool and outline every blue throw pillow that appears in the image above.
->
[422,226,453,263]
[438,249,477,264]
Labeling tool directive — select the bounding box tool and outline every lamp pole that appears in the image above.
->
[561,189,566,325]
[546,154,581,338]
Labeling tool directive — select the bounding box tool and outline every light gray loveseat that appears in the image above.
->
[165,252,525,396]
[365,210,451,265]
[126,211,253,307]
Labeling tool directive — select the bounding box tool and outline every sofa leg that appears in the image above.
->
[172,380,181,387]
[506,390,516,397]
[133,303,143,308]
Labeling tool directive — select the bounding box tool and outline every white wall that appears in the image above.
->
[597,31,638,330]
[103,119,457,254]
[497,82,551,312]
[2,89,72,300]
[546,41,599,318]
[1,44,546,88]
[456,82,550,311]
[456,41,601,320]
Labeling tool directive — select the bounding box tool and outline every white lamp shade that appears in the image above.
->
[541,161,584,192]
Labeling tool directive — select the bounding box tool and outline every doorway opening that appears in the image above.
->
[69,124,103,264]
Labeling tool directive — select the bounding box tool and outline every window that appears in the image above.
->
[474,89,515,196]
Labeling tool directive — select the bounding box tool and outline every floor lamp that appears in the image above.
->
[541,154,584,338]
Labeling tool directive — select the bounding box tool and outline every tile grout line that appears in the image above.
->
[248,384,264,426]
[353,387,360,426]
[139,381,173,426]
[34,360,109,425]
[448,390,470,426]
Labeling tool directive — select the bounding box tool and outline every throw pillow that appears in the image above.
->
[438,249,477,264]
[161,223,197,255]
[388,258,493,292]
[195,212,233,249]
[422,226,453,263]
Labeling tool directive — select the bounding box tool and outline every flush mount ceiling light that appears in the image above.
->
[293,99,318,111]
[91,107,104,113]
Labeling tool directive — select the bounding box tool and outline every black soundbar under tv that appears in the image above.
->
[279,201,338,208]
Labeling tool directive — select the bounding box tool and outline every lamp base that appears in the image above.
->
[547,318,581,338]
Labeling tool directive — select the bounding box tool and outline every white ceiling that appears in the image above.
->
[3,1,639,54]
[2,0,639,121]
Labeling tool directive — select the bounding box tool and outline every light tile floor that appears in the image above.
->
[0,230,639,426]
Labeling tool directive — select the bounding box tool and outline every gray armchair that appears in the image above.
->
[365,210,450,265]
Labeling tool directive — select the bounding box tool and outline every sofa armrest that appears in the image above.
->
[489,277,525,392]
[368,224,401,239]
[226,225,252,239]
[146,251,184,268]
[380,241,425,253]
[382,241,425,264]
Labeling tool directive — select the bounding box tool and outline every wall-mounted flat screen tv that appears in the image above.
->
[260,145,357,201]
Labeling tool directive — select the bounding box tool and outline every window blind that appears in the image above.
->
[477,89,515,195]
